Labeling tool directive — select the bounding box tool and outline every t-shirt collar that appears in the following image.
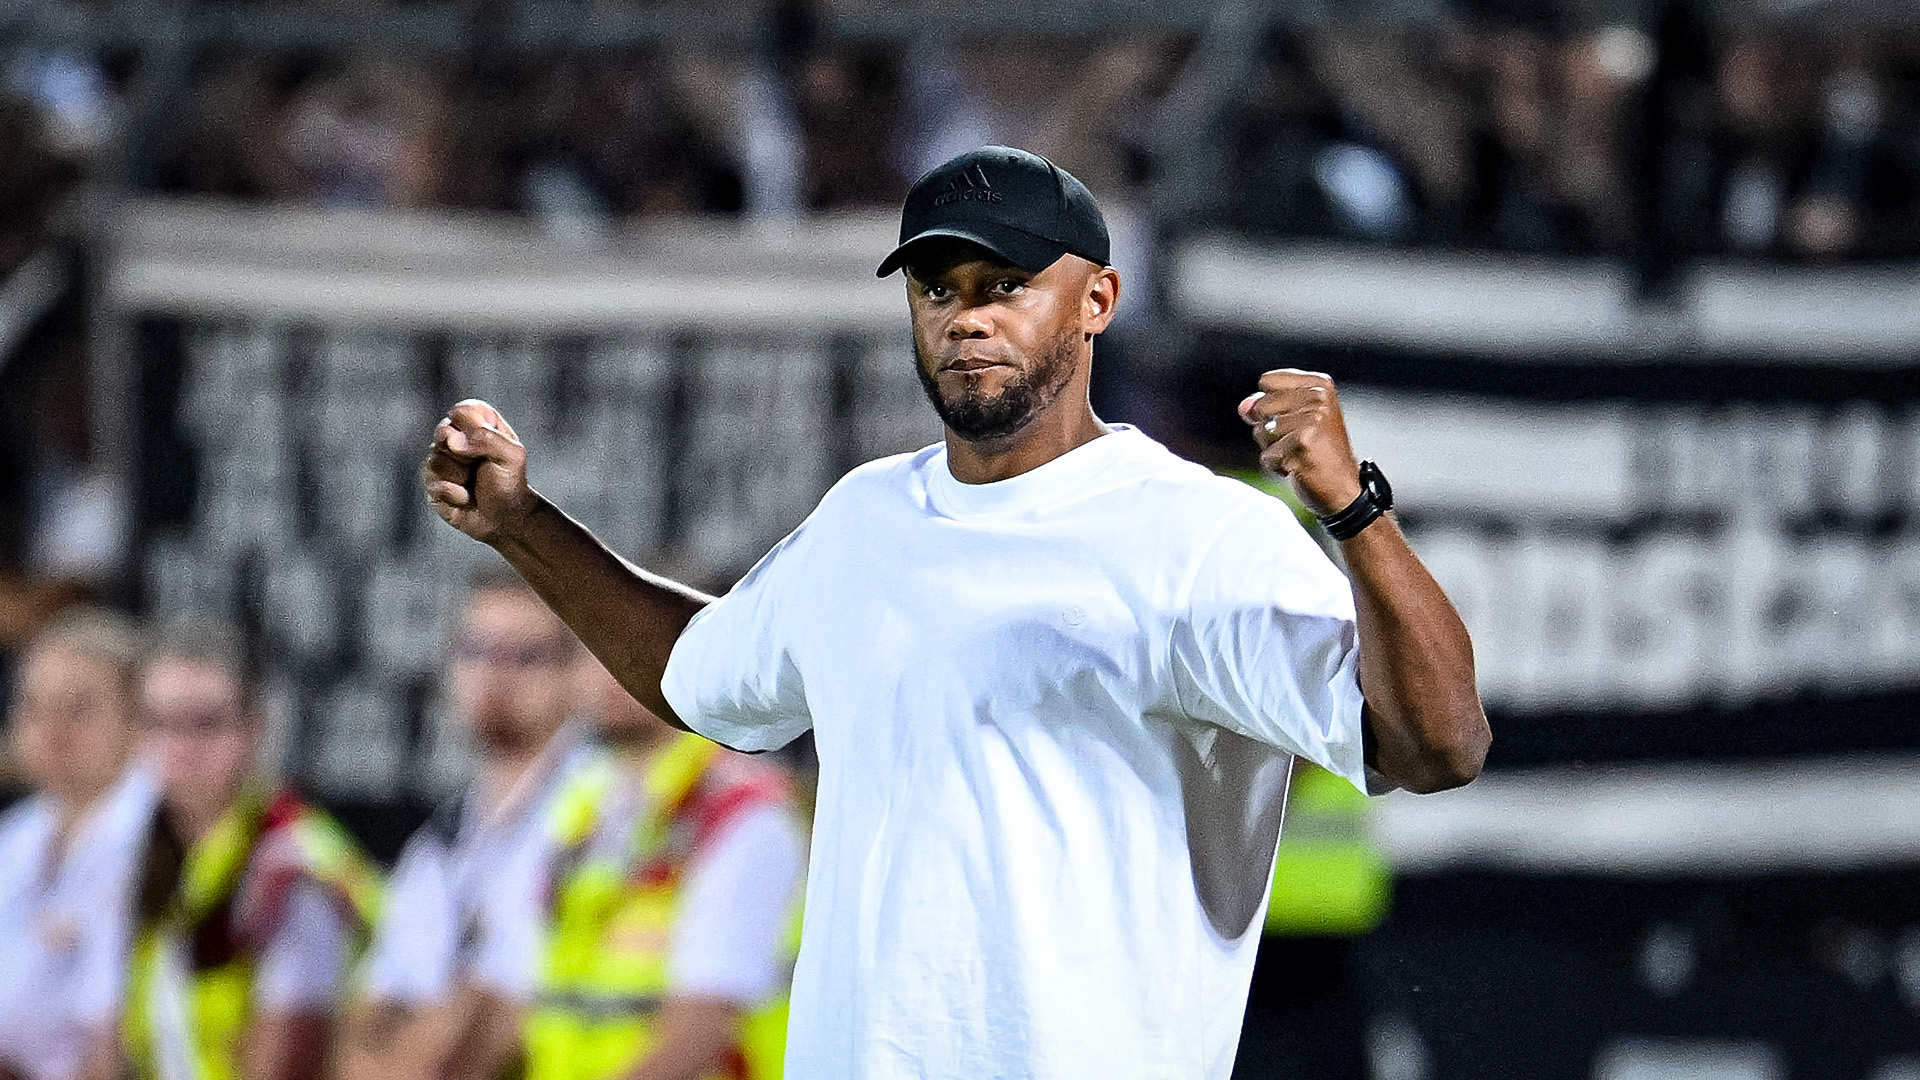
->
[928,424,1144,519]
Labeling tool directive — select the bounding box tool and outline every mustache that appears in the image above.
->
[912,331,1079,443]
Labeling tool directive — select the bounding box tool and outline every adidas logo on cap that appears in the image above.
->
[931,164,1004,207]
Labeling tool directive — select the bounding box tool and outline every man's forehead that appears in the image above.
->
[465,591,572,636]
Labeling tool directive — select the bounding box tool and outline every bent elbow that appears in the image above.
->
[1403,710,1491,794]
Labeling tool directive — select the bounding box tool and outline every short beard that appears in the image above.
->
[914,330,1080,443]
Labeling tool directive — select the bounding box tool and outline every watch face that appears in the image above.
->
[1361,460,1393,511]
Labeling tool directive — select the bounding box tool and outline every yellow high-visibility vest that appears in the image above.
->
[526,737,796,1080]
[124,789,382,1080]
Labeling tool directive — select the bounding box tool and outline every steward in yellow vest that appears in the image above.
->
[529,662,804,1080]
[125,789,382,1080]
[122,626,382,1080]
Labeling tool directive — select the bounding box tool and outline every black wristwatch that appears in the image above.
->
[1315,460,1393,541]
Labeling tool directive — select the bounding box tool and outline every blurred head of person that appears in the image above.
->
[10,607,143,812]
[573,653,676,757]
[450,567,582,760]
[138,622,262,837]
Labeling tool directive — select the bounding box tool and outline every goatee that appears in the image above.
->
[915,330,1079,443]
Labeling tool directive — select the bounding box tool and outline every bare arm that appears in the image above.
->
[621,999,743,1080]
[436,986,525,1080]
[243,1012,332,1080]
[422,400,709,727]
[1241,371,1491,793]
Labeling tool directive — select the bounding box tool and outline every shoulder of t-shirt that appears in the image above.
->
[1102,442,1349,614]
[0,791,49,833]
[0,794,52,861]
[1103,432,1304,527]
[707,446,939,597]
[820,444,941,503]
[246,790,383,930]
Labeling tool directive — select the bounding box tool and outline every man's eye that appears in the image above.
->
[924,285,951,300]
[991,280,1023,295]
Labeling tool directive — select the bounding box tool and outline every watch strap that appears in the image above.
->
[1316,460,1390,541]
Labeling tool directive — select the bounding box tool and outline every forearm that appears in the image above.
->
[1340,516,1489,792]
[619,999,741,1080]
[243,1013,332,1080]
[494,495,712,727]
[435,987,524,1080]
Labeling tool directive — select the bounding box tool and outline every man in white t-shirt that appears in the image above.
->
[421,145,1490,1079]
[0,609,156,1080]
[340,569,588,1080]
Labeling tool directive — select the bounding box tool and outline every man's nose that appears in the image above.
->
[947,302,992,339]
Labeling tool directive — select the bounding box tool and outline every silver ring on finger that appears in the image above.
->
[1263,417,1279,437]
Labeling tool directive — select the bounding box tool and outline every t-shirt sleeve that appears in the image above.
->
[661,524,816,753]
[1169,496,1370,791]
[254,882,353,1011]
[666,803,805,1004]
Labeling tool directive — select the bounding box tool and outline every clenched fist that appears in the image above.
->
[1238,369,1363,517]
[422,399,539,546]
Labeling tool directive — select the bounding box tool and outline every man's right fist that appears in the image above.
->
[422,399,537,546]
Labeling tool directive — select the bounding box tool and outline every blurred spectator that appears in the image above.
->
[121,623,382,1080]
[1694,33,1920,262]
[339,569,589,1080]
[897,37,1173,203]
[788,42,903,211]
[157,52,447,206]
[519,49,743,220]
[1219,32,1353,240]
[153,53,301,201]
[523,653,804,1080]
[281,57,448,208]
[0,609,155,1080]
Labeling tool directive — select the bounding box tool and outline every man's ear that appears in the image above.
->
[1084,266,1121,337]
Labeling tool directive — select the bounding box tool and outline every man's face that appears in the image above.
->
[139,658,257,815]
[450,588,579,757]
[906,243,1111,443]
[11,644,136,803]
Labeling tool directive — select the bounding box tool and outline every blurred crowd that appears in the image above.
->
[0,576,806,1080]
[1219,18,1920,260]
[4,5,1920,273]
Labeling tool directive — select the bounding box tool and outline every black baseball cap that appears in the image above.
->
[876,146,1111,278]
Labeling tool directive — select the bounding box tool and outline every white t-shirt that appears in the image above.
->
[662,427,1368,1080]
[251,881,354,1010]
[0,766,159,1080]
[358,735,586,1004]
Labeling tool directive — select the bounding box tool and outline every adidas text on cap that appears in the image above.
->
[876,146,1112,278]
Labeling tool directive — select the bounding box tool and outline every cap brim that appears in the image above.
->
[875,224,1067,278]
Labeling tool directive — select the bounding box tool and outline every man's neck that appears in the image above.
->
[170,793,237,846]
[609,726,678,775]
[476,748,543,820]
[945,395,1110,485]
[45,779,115,860]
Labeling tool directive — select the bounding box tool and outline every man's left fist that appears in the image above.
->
[1238,369,1363,517]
